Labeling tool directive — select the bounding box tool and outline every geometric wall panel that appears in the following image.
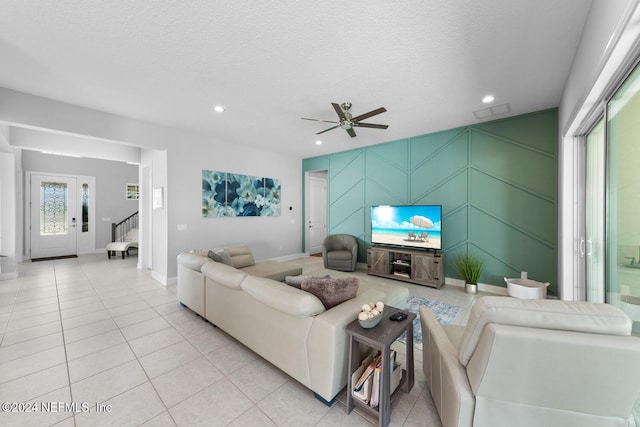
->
[413,170,467,215]
[470,207,555,288]
[303,108,558,293]
[367,139,409,170]
[410,128,467,169]
[474,109,557,155]
[471,130,556,199]
[470,170,556,244]
[410,134,468,202]
[365,150,408,203]
[442,206,468,252]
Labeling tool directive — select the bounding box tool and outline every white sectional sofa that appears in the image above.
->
[176,245,410,403]
[177,245,303,317]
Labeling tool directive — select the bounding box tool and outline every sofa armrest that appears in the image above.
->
[177,252,210,271]
[242,275,325,317]
[420,306,474,427]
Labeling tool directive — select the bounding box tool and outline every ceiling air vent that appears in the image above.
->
[473,102,511,120]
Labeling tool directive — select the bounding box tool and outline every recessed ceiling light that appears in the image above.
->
[482,95,495,104]
[213,105,224,113]
[315,140,322,145]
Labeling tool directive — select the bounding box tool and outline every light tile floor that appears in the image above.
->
[0,254,491,426]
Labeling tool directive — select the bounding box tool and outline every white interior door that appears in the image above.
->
[30,174,78,259]
[308,174,327,254]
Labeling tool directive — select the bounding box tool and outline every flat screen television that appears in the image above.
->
[371,205,442,250]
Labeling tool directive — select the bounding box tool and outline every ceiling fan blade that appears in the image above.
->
[301,117,339,124]
[346,127,357,138]
[352,122,389,129]
[332,103,348,121]
[316,125,340,135]
[351,107,386,122]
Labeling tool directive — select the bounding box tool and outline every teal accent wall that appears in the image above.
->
[303,109,558,293]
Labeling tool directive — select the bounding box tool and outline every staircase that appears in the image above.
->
[112,211,138,242]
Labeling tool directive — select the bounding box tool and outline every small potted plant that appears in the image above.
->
[453,253,483,294]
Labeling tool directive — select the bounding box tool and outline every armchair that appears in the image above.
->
[321,234,358,272]
[420,296,640,427]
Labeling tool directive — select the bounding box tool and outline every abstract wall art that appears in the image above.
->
[202,170,281,217]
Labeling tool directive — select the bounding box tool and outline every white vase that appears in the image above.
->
[465,283,478,294]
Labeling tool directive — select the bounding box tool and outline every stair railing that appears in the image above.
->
[112,211,139,242]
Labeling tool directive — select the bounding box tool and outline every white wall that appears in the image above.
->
[11,127,141,164]
[0,125,17,258]
[168,139,302,276]
[0,153,16,257]
[0,87,302,283]
[559,0,636,135]
[141,148,169,283]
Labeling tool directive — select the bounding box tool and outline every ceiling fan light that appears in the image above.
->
[315,140,322,145]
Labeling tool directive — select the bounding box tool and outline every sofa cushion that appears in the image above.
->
[301,277,359,309]
[326,250,353,261]
[458,296,633,365]
[208,248,233,266]
[241,261,302,282]
[224,245,256,268]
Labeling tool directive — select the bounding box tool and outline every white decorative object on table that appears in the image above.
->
[358,301,385,328]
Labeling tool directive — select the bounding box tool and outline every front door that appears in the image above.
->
[30,174,78,259]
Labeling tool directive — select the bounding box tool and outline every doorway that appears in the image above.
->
[305,171,327,255]
[28,172,96,259]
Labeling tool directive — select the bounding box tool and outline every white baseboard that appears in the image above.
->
[443,277,509,295]
[0,272,18,280]
[268,252,307,262]
[151,270,168,286]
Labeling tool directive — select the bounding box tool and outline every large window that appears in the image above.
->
[585,119,605,303]
[606,61,640,335]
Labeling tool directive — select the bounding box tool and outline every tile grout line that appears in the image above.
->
[0,276,22,348]
[95,260,180,426]
[46,260,77,426]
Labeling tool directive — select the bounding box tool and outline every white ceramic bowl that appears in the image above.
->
[359,314,382,328]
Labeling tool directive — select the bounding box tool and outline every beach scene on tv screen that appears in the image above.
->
[371,205,441,249]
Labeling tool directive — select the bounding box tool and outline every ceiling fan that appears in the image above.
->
[302,102,388,138]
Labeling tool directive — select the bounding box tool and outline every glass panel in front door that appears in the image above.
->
[40,182,68,236]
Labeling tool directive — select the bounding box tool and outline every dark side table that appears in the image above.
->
[345,306,416,427]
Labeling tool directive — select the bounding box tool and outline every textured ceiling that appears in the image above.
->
[0,1,592,158]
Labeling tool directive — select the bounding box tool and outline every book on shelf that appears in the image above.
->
[370,364,382,407]
[370,361,403,408]
[351,354,374,404]
[354,354,381,391]
[352,350,402,407]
